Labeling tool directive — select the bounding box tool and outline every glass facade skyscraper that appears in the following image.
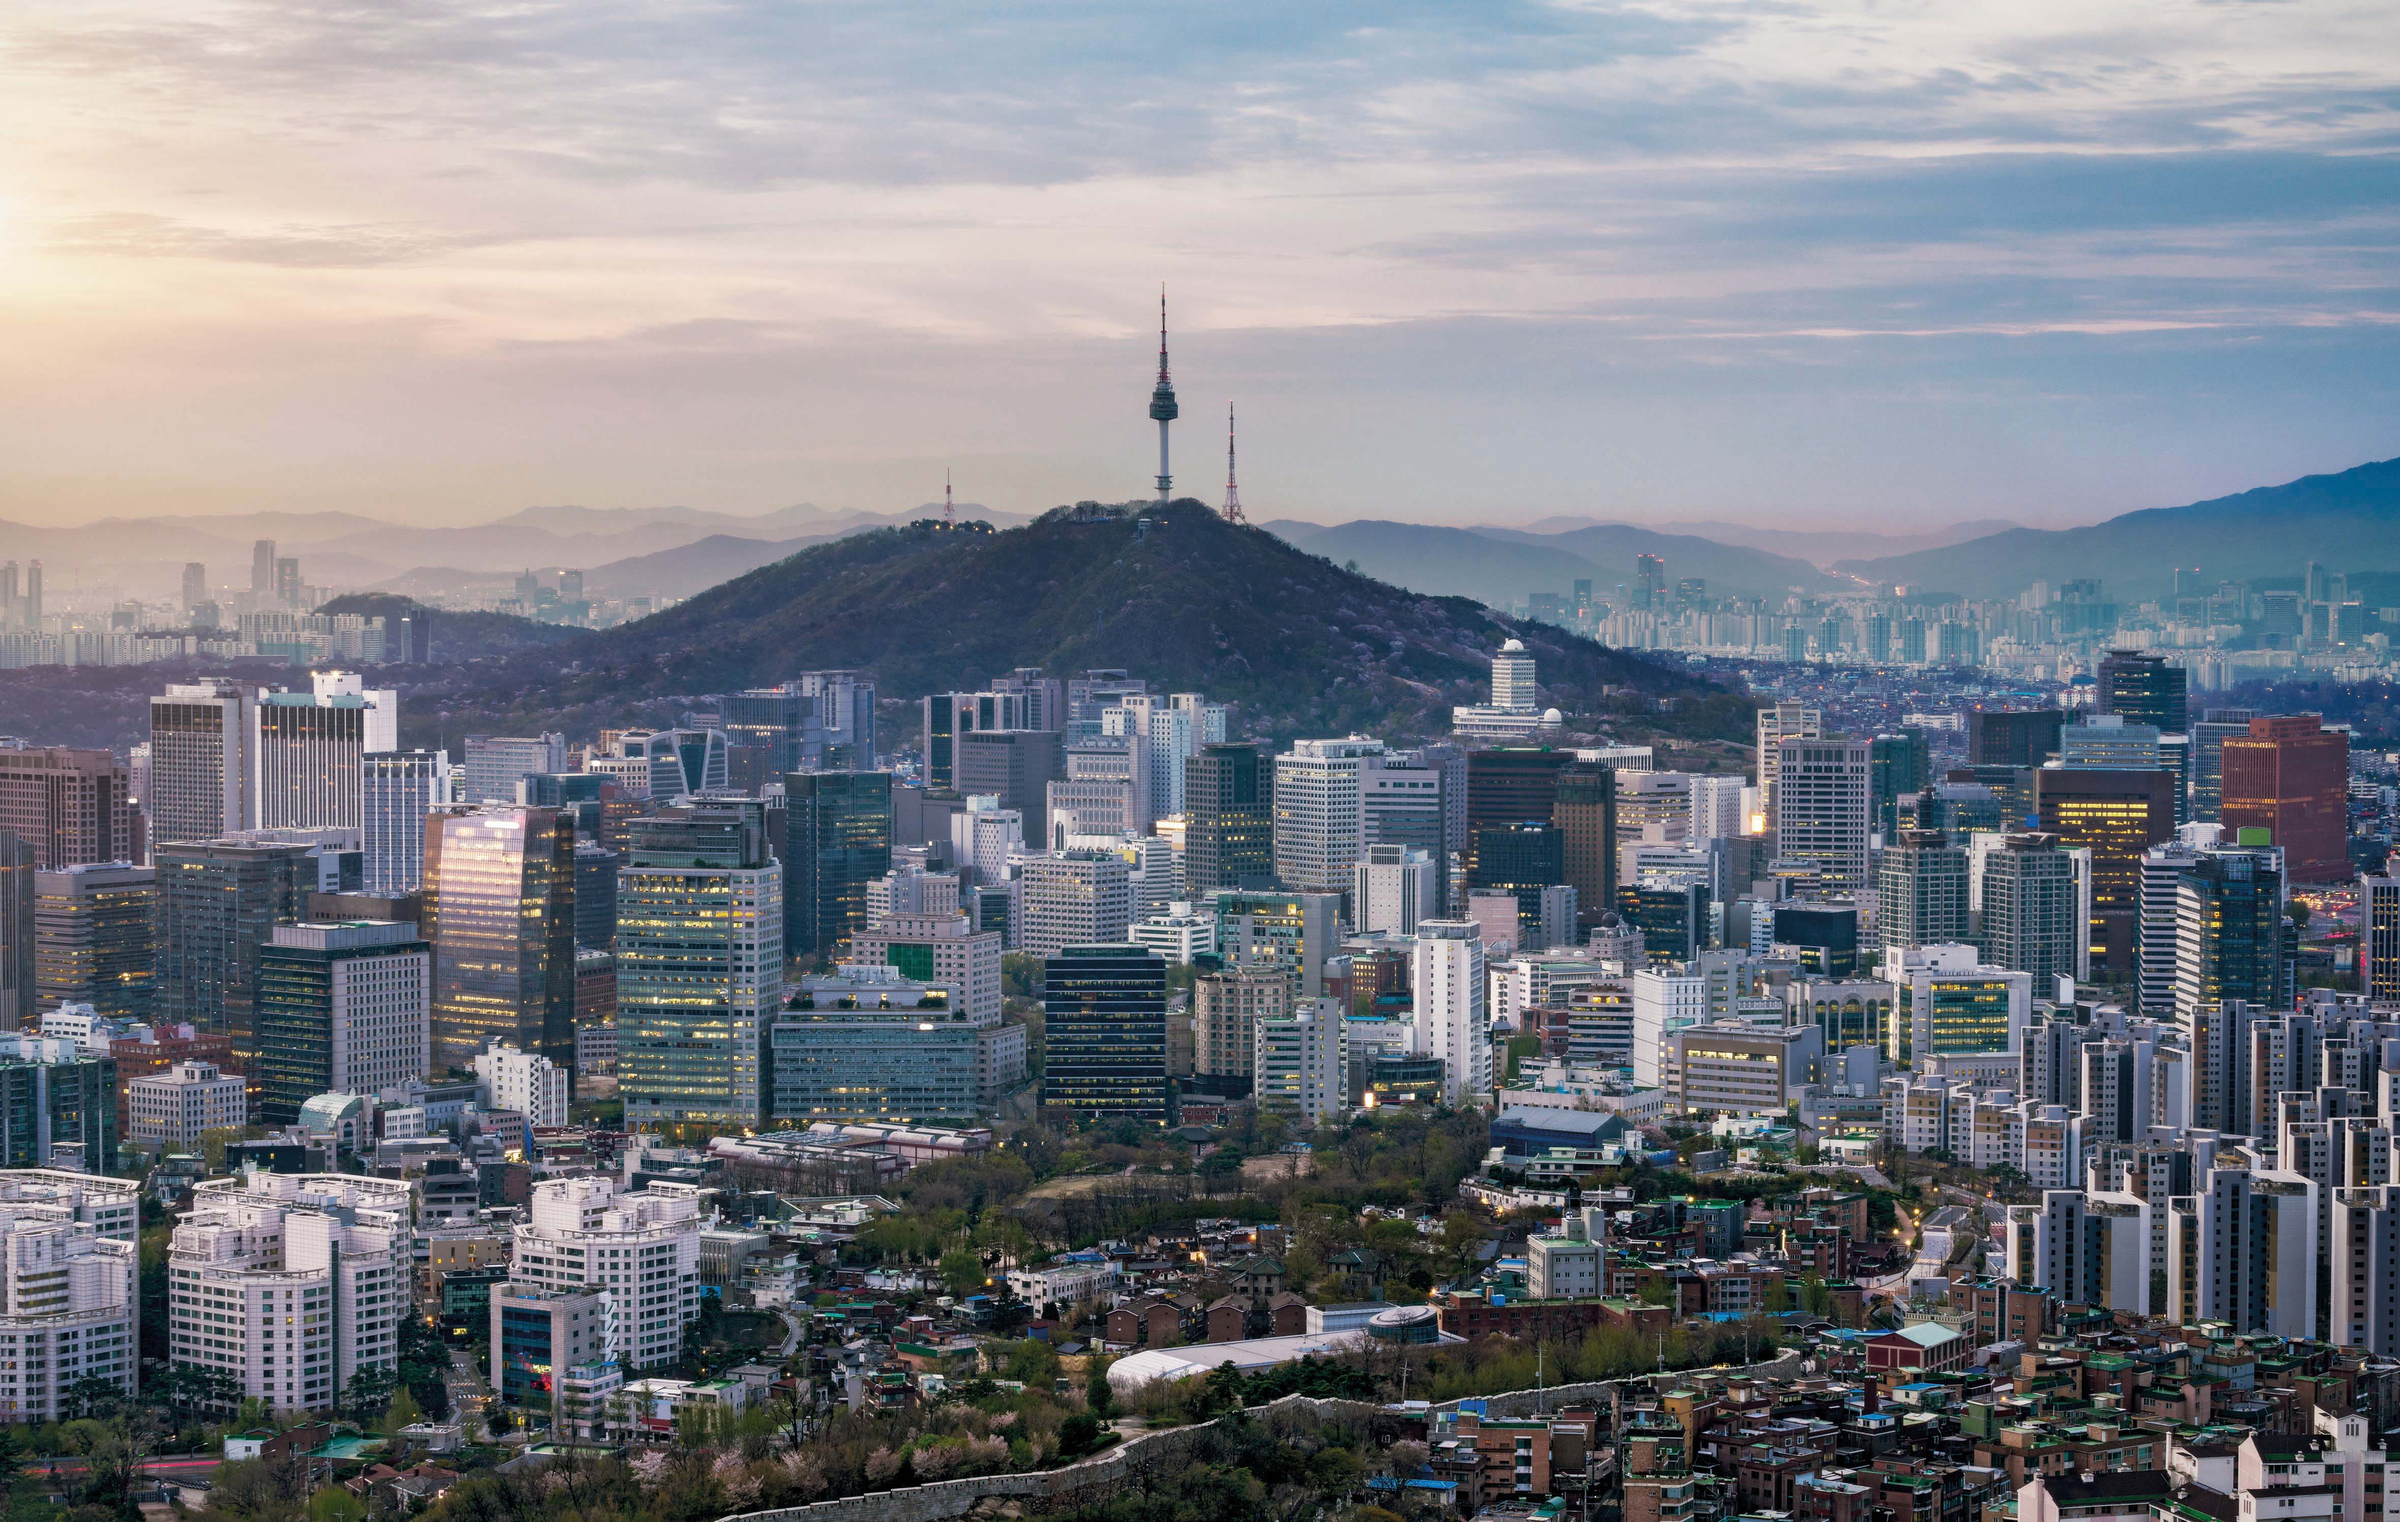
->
[423,807,577,1071]
[782,772,891,960]
[1040,944,1168,1121]
[1184,743,1272,893]
[617,807,783,1128]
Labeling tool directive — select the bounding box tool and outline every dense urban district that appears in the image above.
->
[6,420,2400,1522]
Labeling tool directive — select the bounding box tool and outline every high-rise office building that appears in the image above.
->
[1047,736,1147,843]
[1967,709,2065,770]
[1868,730,1930,839]
[423,807,576,1071]
[1553,764,1616,931]
[572,841,618,950]
[2058,715,2161,770]
[617,807,783,1129]
[1041,944,1168,1121]
[148,680,257,846]
[1463,748,1578,881]
[33,864,154,1021]
[717,684,826,776]
[782,771,892,959]
[2035,768,2176,977]
[1411,920,1489,1105]
[1353,844,1438,936]
[1273,738,1383,898]
[1877,830,1969,952]
[255,690,370,832]
[2365,874,2400,1003]
[461,733,568,805]
[955,729,1064,844]
[181,562,208,614]
[1018,852,1132,958]
[1753,701,1822,819]
[0,745,139,869]
[1212,889,1338,999]
[0,832,32,1029]
[1771,738,1872,893]
[2187,708,2257,824]
[2098,649,2189,735]
[153,836,326,1053]
[474,1042,571,1128]
[1184,743,1273,894]
[255,921,431,1126]
[587,729,729,803]
[2221,715,2350,882]
[1883,942,2029,1068]
[1979,833,2083,987]
[1255,996,1343,1125]
[0,1203,136,1422]
[169,1172,411,1414]
[795,671,876,767]
[2172,851,2285,1020]
[361,750,450,894]
[1100,696,1193,822]
[1470,821,1569,950]
[251,539,276,595]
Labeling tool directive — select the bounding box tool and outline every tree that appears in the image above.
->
[1085,1357,1114,1416]
[382,1384,424,1434]
[938,1249,988,1299]
[1058,1411,1104,1458]
[59,1374,124,1422]
[0,1424,23,1482]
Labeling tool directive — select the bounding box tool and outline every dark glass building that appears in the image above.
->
[153,839,320,1051]
[0,1051,115,1169]
[423,806,577,1071]
[1471,821,1567,943]
[2098,650,2189,734]
[783,772,892,959]
[1869,730,1930,839]
[1967,709,2066,769]
[1553,766,1616,931]
[1464,749,1578,881]
[2034,768,2176,977]
[0,830,31,1030]
[1040,944,1168,1121]
[1773,901,1860,977]
[1184,743,1273,893]
[1620,880,1710,962]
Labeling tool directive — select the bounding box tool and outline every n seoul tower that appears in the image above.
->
[1149,287,1178,504]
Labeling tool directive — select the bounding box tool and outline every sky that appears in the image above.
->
[1,0,2397,532]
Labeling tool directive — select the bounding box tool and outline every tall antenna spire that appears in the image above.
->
[1221,401,1246,525]
[1148,285,1178,505]
[944,469,954,528]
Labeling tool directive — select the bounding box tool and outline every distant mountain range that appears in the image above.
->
[1263,519,1838,604]
[397,498,1738,747]
[0,500,1024,604]
[1835,457,2400,598]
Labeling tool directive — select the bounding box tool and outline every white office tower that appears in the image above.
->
[1016,851,1131,957]
[1353,845,1438,936]
[473,1041,570,1127]
[461,732,568,804]
[1273,738,1385,897]
[268,922,432,1098]
[1631,969,1707,1089]
[1103,696,1193,821]
[0,1203,136,1422]
[310,671,400,753]
[1490,641,1537,712]
[361,750,451,894]
[255,683,388,831]
[1112,835,1178,922]
[168,1173,411,1414]
[2332,1185,2400,1355]
[1255,996,1344,1125]
[952,798,1024,886]
[1615,771,1692,843]
[148,679,257,845]
[1049,734,1150,842]
[2004,1188,2150,1313]
[2136,840,2206,1015]
[1885,942,2031,1079]
[865,866,962,927]
[128,1061,249,1150]
[587,729,727,801]
[2166,1166,2318,1337]
[2363,875,2400,1003]
[1411,921,1489,1105]
[508,1176,701,1373]
[1689,774,1747,844]
[1753,700,1821,819]
[1770,738,1871,892]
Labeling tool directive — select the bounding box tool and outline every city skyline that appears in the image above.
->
[3,2,2397,531]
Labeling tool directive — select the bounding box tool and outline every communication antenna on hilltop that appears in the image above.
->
[1222,402,1247,525]
[1149,286,1177,505]
[944,470,954,529]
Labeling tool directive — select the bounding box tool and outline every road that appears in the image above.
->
[447,1348,491,1434]
[33,1455,222,1478]
[773,1306,803,1358]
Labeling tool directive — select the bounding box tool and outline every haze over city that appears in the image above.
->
[5,0,2398,530]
